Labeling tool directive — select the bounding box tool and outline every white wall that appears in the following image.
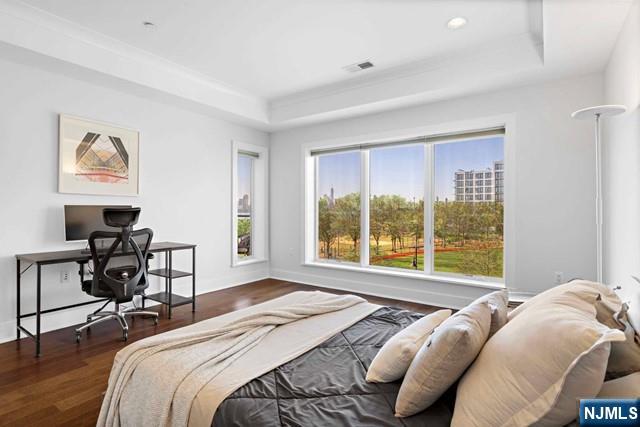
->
[270,74,604,309]
[0,58,269,343]
[603,0,640,304]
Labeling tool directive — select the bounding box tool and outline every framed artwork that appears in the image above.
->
[58,114,139,196]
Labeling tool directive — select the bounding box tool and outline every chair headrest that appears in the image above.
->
[103,207,141,229]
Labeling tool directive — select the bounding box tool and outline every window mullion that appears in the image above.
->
[250,157,255,259]
[231,148,239,265]
[424,143,434,274]
[360,150,370,267]
[312,156,319,262]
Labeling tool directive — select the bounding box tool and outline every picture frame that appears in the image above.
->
[58,114,140,196]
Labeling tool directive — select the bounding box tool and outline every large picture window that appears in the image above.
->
[369,144,424,270]
[307,128,506,283]
[232,141,268,266]
[433,137,504,278]
[316,151,361,263]
[237,154,253,258]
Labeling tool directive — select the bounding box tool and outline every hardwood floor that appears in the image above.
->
[0,279,442,426]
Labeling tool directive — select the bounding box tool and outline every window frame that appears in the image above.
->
[302,116,515,289]
[231,140,269,267]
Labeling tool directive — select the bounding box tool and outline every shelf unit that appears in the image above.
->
[142,243,196,319]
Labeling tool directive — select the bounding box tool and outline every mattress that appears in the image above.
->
[212,306,455,426]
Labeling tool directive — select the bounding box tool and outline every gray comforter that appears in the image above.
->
[213,306,455,426]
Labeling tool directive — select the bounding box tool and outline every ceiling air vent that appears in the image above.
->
[343,61,374,73]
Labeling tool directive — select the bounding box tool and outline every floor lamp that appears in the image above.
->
[571,104,627,283]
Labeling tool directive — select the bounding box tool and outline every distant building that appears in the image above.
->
[454,160,504,203]
[238,194,251,215]
[328,187,335,208]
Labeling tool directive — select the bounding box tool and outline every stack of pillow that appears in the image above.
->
[366,280,640,426]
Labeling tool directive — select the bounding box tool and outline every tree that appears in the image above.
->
[237,218,251,238]
[385,195,411,252]
[434,200,449,248]
[460,242,502,277]
[370,195,387,255]
[318,197,337,258]
[410,199,424,269]
[335,193,361,251]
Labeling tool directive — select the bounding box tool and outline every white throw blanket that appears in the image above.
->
[98,291,375,427]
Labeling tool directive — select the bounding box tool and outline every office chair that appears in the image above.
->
[75,207,159,342]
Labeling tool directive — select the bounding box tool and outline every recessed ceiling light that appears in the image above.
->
[447,17,467,30]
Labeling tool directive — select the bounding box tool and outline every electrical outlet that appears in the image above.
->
[60,270,70,283]
[554,271,563,285]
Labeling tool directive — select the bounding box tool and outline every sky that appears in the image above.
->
[434,137,504,200]
[317,136,504,201]
[238,155,252,202]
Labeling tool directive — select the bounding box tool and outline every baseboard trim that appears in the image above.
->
[270,268,478,310]
[0,269,532,344]
[508,291,535,303]
[0,269,269,344]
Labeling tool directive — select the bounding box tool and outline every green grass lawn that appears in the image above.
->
[371,248,503,278]
[372,255,424,270]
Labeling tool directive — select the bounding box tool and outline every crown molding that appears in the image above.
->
[268,33,544,129]
[0,0,270,128]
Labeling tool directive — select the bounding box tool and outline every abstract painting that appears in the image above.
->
[59,115,139,196]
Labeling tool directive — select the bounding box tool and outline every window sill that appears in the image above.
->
[303,261,505,290]
[232,257,268,267]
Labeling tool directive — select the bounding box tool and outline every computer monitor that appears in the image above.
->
[64,205,131,242]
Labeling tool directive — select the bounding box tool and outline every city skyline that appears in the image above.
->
[238,155,252,214]
[317,136,504,201]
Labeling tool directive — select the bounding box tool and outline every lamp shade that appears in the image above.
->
[571,105,627,120]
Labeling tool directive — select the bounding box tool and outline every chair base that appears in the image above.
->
[75,298,158,342]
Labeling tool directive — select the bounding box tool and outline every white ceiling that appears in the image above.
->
[0,0,634,129]
[17,0,534,99]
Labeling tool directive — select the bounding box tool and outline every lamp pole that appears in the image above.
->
[595,112,603,284]
[571,105,627,283]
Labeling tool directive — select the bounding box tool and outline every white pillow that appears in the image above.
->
[366,309,452,383]
[598,372,640,398]
[625,276,640,333]
[472,289,509,337]
[596,301,640,377]
[628,292,640,333]
[508,280,622,322]
[395,300,491,417]
[452,288,626,427]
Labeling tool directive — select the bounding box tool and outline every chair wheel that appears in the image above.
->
[75,332,81,343]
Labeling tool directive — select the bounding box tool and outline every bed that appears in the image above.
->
[213,306,455,426]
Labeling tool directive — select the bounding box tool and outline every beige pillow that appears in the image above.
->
[511,280,638,377]
[395,300,491,418]
[598,372,640,398]
[473,289,509,336]
[366,309,452,383]
[508,280,622,322]
[596,302,640,377]
[452,289,625,427]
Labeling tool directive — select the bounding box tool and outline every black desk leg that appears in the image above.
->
[16,259,20,341]
[164,250,169,316]
[192,247,196,312]
[36,263,41,358]
[168,250,173,319]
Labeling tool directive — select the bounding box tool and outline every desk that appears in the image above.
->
[15,241,196,357]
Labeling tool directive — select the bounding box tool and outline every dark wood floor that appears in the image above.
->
[0,279,441,426]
